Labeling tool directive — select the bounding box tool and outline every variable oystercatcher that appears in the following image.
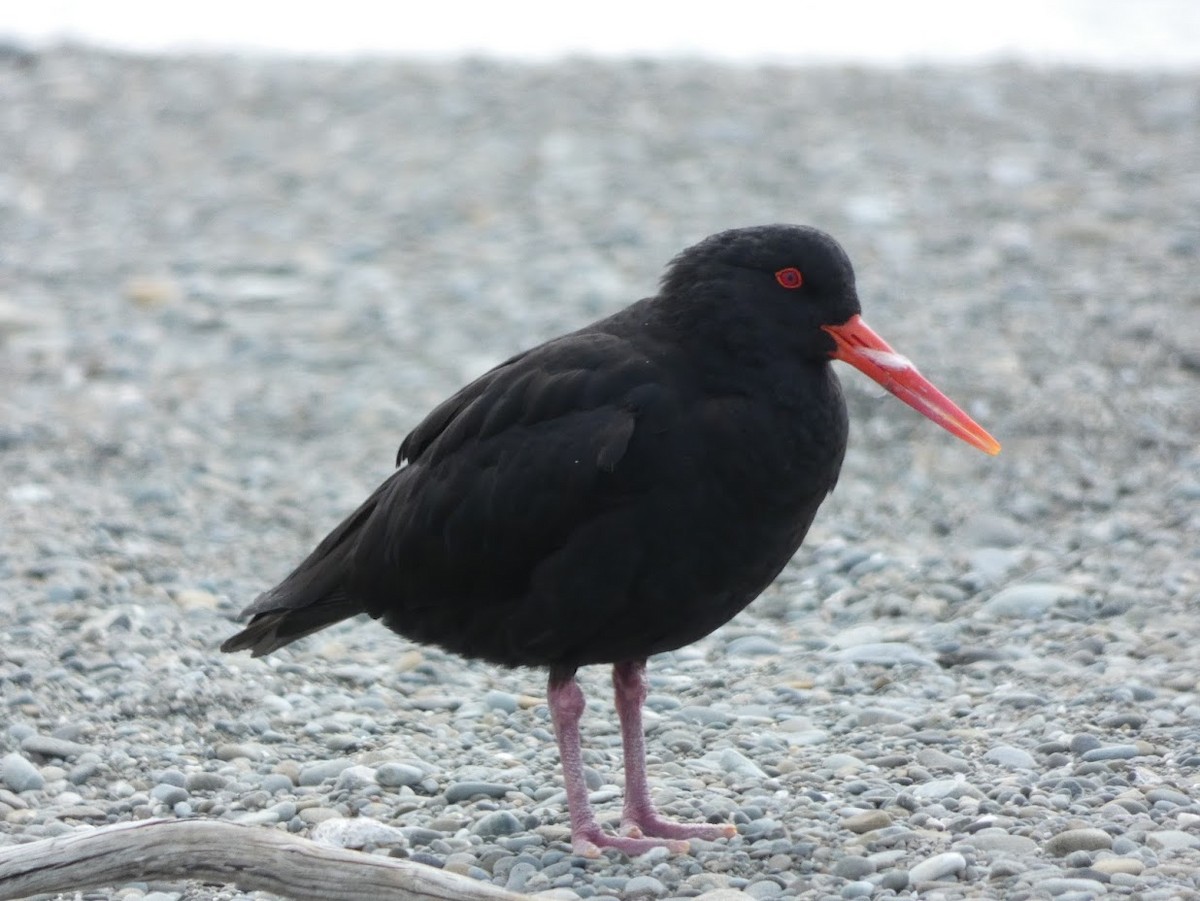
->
[222,225,999,856]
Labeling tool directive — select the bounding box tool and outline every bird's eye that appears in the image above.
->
[775,267,803,289]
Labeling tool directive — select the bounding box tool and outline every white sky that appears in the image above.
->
[4,0,1200,66]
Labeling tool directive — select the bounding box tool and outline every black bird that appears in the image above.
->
[222,225,999,856]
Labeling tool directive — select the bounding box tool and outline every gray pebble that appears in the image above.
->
[1146,830,1200,851]
[833,855,876,879]
[833,642,936,667]
[298,759,352,786]
[483,690,519,713]
[68,760,102,785]
[334,764,377,790]
[673,706,733,726]
[1069,734,1103,754]
[624,874,668,897]
[150,783,189,806]
[968,829,1038,855]
[1080,744,1140,761]
[841,810,892,834]
[878,869,909,891]
[709,747,767,779]
[260,773,294,793]
[472,810,523,837]
[445,781,512,803]
[376,762,426,787]
[19,735,90,760]
[979,583,1078,618]
[1044,828,1113,856]
[311,815,407,849]
[1036,877,1107,896]
[1,753,44,793]
[186,772,228,792]
[907,851,966,883]
[725,635,782,656]
[504,861,540,893]
[983,745,1036,769]
[744,881,783,900]
[840,881,874,899]
[916,748,970,773]
[1145,787,1190,806]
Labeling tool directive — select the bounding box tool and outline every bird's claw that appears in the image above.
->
[571,826,692,858]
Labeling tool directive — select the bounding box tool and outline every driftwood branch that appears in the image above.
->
[0,818,524,901]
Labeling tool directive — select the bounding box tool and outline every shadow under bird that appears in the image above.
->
[222,224,1000,856]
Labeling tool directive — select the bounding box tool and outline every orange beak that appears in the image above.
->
[823,314,1000,455]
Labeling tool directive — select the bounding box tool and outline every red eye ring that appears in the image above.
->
[775,267,803,289]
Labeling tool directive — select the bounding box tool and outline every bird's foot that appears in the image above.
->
[571,823,691,858]
[622,812,738,843]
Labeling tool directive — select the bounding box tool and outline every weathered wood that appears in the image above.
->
[0,818,525,901]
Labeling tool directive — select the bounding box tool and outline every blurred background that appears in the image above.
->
[6,0,1200,66]
[2,4,1198,899]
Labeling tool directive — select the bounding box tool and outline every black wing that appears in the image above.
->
[225,327,676,664]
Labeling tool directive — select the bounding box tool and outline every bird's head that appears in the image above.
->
[662,225,1000,455]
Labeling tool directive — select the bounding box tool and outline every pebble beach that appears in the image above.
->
[1,47,1199,900]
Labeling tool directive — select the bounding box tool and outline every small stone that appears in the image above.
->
[840,881,873,899]
[1146,830,1200,851]
[150,783,189,806]
[472,810,523,837]
[311,815,407,849]
[916,748,970,773]
[744,879,783,899]
[911,778,967,800]
[19,735,90,760]
[878,869,909,891]
[260,773,294,793]
[833,642,936,667]
[710,748,767,780]
[1044,827,1113,856]
[1145,787,1190,807]
[377,763,425,787]
[989,859,1027,878]
[983,745,1036,769]
[483,690,519,713]
[186,772,228,792]
[907,851,966,883]
[841,810,892,834]
[173,588,220,611]
[623,874,667,897]
[443,851,479,876]
[725,635,781,656]
[967,829,1037,855]
[1069,734,1102,754]
[832,855,875,878]
[298,759,352,786]
[1036,878,1106,896]
[1,754,45,792]
[504,862,539,893]
[1080,744,1140,761]
[980,583,1078,618]
[215,743,266,762]
[445,781,512,803]
[1091,857,1144,876]
[299,806,346,825]
[334,765,377,790]
[125,274,182,307]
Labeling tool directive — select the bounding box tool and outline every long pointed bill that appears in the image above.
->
[823,314,1001,455]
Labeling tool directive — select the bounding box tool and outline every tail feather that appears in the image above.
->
[220,484,384,657]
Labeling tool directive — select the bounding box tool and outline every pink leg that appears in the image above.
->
[612,660,737,843]
[548,669,692,857]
